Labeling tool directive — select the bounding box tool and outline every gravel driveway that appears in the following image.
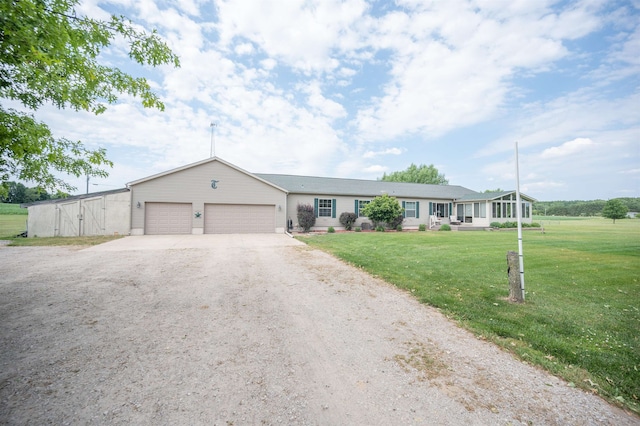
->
[0,235,636,425]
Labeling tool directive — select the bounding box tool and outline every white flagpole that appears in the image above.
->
[515,141,525,300]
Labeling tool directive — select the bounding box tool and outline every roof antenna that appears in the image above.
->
[210,122,217,158]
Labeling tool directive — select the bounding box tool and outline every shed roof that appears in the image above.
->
[20,187,130,208]
[255,174,478,199]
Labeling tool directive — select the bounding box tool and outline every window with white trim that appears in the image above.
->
[405,201,416,218]
[318,199,332,217]
[358,200,370,216]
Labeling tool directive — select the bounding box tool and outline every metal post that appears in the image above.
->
[210,122,216,157]
[515,142,525,300]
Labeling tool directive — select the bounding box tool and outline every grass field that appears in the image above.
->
[0,203,28,238]
[299,218,640,413]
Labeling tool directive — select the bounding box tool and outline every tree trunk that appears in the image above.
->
[507,251,524,303]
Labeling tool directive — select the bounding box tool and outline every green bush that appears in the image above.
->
[439,224,451,231]
[375,225,385,232]
[354,227,361,232]
[297,203,316,232]
[418,223,426,231]
[531,222,541,228]
[327,226,335,233]
[388,214,404,230]
[339,212,357,230]
[490,222,502,228]
[362,194,403,227]
[396,224,402,232]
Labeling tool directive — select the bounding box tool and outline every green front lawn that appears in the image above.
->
[299,218,640,414]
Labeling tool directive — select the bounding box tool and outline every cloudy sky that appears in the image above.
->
[35,0,640,200]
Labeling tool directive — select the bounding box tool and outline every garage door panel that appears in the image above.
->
[145,203,192,235]
[205,204,274,234]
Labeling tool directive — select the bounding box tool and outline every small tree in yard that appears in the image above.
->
[297,203,316,232]
[361,194,403,229]
[602,199,628,224]
[339,212,357,230]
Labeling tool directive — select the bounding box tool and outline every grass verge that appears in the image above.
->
[298,218,640,414]
[3,235,124,246]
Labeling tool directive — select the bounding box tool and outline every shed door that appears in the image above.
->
[82,198,104,236]
[204,204,275,234]
[145,203,192,235]
[56,202,80,237]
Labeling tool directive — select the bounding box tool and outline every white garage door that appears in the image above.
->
[145,203,192,235]
[204,204,275,234]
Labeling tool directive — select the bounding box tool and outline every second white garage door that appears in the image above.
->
[204,204,275,234]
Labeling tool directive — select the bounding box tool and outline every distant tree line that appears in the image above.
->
[533,198,640,217]
[0,182,69,204]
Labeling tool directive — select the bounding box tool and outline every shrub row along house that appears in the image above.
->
[23,157,536,237]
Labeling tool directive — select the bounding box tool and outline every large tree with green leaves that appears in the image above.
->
[380,163,448,185]
[0,0,180,192]
[602,199,628,223]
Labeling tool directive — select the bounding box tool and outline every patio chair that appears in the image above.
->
[449,215,461,225]
[429,215,441,229]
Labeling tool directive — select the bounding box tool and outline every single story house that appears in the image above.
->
[23,157,536,236]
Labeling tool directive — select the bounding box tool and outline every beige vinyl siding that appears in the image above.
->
[130,160,287,235]
[286,194,450,230]
[204,204,275,234]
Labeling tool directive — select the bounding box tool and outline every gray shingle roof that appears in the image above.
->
[456,191,537,202]
[255,174,478,199]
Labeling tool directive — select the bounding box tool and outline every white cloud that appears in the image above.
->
[363,148,404,158]
[363,165,387,173]
[620,169,640,175]
[352,0,597,143]
[540,138,595,159]
[215,0,370,73]
[260,58,277,70]
[234,42,254,55]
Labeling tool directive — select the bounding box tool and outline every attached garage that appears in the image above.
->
[128,158,289,235]
[145,202,192,235]
[204,204,275,234]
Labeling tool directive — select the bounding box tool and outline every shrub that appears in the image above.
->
[327,226,335,233]
[375,225,385,232]
[490,222,502,228]
[361,194,403,227]
[388,214,404,230]
[354,227,361,232]
[531,222,541,228]
[439,224,451,231]
[418,223,426,231]
[296,203,316,232]
[396,224,402,232]
[339,212,357,231]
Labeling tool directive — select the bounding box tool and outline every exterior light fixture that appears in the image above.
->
[136,202,141,208]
